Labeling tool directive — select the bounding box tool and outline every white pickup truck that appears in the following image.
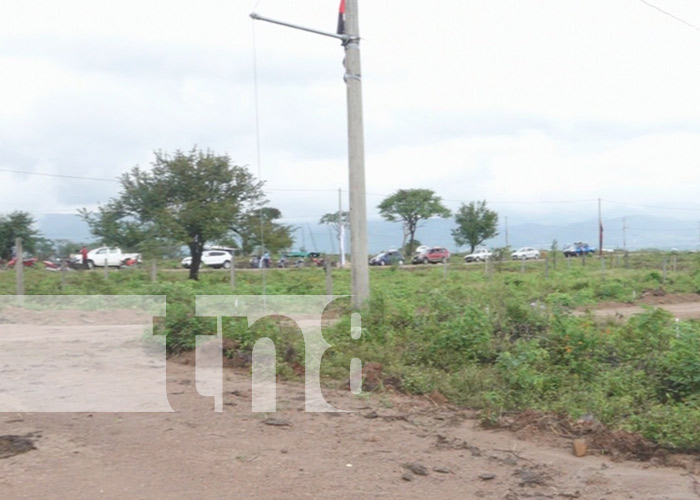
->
[72,247,142,269]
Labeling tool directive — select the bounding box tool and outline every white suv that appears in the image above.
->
[181,250,233,269]
[511,247,540,260]
[464,248,492,262]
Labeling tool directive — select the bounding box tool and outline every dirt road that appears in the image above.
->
[2,358,699,500]
[579,293,700,320]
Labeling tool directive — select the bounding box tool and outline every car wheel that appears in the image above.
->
[422,257,429,264]
[398,260,404,265]
[223,260,231,269]
[380,260,386,266]
[86,260,94,270]
[441,257,446,263]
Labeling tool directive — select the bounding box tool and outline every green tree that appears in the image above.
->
[81,148,265,280]
[319,211,349,238]
[79,204,151,251]
[232,207,294,255]
[377,189,451,255]
[0,211,40,259]
[452,201,499,252]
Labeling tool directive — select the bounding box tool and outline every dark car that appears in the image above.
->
[563,242,596,257]
[369,250,405,266]
[412,247,450,264]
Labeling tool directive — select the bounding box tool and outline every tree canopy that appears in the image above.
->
[451,200,499,252]
[0,211,40,260]
[81,148,266,280]
[377,189,450,255]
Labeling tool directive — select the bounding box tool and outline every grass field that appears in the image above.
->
[2,250,700,451]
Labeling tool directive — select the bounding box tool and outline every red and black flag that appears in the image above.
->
[337,0,346,35]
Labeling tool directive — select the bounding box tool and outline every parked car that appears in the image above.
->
[412,247,450,264]
[369,250,405,266]
[563,242,595,257]
[181,249,234,269]
[414,245,430,255]
[464,248,492,262]
[511,247,541,260]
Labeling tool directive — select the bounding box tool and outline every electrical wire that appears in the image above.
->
[0,168,118,183]
[604,199,700,212]
[637,0,700,33]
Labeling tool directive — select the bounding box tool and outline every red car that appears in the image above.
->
[412,247,450,264]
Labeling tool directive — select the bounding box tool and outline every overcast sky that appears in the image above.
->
[2,0,700,234]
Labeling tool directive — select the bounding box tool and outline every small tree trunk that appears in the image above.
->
[188,242,204,281]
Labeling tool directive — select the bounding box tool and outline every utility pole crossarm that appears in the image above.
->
[250,12,350,42]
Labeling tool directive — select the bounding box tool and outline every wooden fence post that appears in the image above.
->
[230,255,236,290]
[61,259,67,290]
[15,238,24,295]
[104,258,109,279]
[151,260,157,282]
[324,259,333,296]
[662,258,667,284]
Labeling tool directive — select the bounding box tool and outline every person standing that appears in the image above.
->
[80,246,89,269]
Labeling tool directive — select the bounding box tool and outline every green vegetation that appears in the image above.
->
[2,251,700,451]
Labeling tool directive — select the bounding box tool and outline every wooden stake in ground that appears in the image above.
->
[230,255,236,290]
[325,258,333,296]
[60,259,67,289]
[15,238,24,295]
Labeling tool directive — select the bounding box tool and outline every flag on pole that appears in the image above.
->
[337,0,346,35]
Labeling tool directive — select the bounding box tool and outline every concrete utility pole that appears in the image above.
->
[623,217,627,251]
[343,0,370,307]
[504,216,509,247]
[250,2,370,307]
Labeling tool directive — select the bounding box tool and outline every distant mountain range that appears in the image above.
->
[37,213,700,255]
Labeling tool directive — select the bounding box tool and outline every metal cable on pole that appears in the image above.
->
[251,19,267,297]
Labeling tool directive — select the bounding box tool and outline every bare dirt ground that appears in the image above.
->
[578,292,700,320]
[2,356,700,500]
